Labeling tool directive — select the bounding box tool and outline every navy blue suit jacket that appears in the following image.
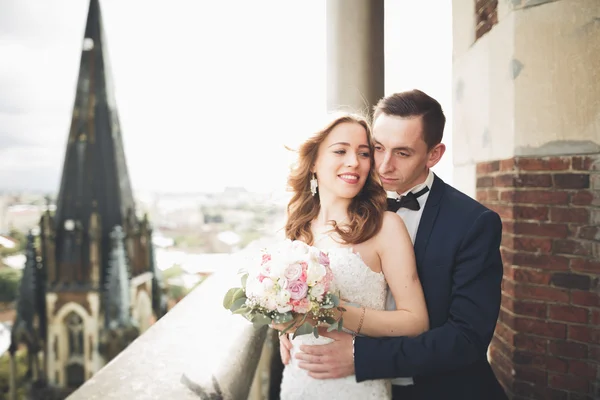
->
[355,174,507,400]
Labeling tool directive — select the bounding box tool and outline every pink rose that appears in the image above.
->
[288,280,309,300]
[319,251,330,266]
[292,298,311,314]
[261,253,271,265]
[284,263,303,281]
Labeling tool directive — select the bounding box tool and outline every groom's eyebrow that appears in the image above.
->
[328,142,370,149]
[374,140,415,153]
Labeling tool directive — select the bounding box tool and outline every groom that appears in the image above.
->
[279,89,508,400]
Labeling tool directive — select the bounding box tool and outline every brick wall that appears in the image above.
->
[475,0,498,40]
[477,155,600,399]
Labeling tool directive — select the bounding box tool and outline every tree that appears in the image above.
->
[0,269,22,303]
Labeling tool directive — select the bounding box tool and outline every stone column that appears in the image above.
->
[326,0,384,114]
[453,0,600,398]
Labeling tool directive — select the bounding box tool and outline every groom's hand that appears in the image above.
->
[296,328,354,379]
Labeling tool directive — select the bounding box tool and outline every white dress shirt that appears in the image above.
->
[385,170,435,386]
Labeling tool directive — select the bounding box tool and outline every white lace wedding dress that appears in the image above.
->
[280,247,391,400]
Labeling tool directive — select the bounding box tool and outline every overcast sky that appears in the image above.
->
[0,0,326,194]
[0,1,452,195]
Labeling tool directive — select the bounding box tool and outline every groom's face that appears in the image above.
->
[373,114,432,194]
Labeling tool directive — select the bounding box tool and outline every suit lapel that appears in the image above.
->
[414,174,445,269]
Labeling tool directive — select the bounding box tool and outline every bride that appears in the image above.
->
[274,113,429,399]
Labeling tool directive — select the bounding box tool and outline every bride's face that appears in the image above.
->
[312,122,372,200]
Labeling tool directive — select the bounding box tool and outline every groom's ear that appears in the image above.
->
[426,143,446,169]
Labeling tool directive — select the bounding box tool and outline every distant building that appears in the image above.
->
[8,1,166,397]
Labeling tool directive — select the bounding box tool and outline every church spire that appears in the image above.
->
[51,0,136,288]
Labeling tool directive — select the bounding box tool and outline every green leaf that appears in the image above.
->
[232,306,249,315]
[229,296,247,312]
[330,294,340,307]
[223,287,241,309]
[252,314,272,328]
[292,322,314,339]
[327,320,339,332]
[312,326,319,338]
[323,317,337,325]
[240,273,249,288]
[232,288,246,302]
[281,319,298,335]
[337,317,344,332]
[272,312,293,324]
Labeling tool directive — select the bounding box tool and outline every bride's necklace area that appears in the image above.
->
[312,216,349,245]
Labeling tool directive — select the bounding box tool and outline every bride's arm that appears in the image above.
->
[340,212,429,337]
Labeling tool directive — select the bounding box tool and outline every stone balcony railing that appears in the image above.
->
[67,257,275,400]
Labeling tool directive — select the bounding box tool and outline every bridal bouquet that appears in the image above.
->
[223,239,345,338]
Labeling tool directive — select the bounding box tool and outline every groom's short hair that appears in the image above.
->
[373,89,446,150]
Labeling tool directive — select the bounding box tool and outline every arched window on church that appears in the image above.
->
[65,312,85,388]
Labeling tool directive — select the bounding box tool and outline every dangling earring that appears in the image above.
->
[310,173,318,196]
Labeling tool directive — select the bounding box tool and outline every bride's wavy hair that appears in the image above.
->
[285,113,387,245]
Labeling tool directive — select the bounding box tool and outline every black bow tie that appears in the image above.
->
[387,187,430,212]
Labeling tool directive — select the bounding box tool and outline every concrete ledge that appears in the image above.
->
[68,256,267,400]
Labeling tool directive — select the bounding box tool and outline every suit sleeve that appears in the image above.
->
[354,210,503,381]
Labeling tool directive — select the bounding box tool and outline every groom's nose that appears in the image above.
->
[377,152,394,174]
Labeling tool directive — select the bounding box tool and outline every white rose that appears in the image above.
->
[310,283,325,301]
[307,262,326,284]
[277,289,291,306]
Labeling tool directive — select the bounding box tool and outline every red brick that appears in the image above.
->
[591,346,600,362]
[568,360,598,379]
[477,176,494,188]
[571,190,594,205]
[476,190,489,202]
[513,301,547,319]
[514,318,566,339]
[549,305,589,324]
[517,174,553,188]
[501,235,514,250]
[495,319,516,345]
[476,160,500,175]
[513,253,569,270]
[513,366,547,386]
[549,207,589,224]
[516,157,571,171]
[503,264,516,280]
[548,340,588,358]
[572,156,594,171]
[515,284,569,303]
[513,237,552,253]
[592,309,600,326]
[514,268,552,285]
[553,240,591,257]
[501,248,515,264]
[554,174,590,189]
[513,222,568,238]
[500,158,515,171]
[489,204,514,220]
[545,356,569,373]
[569,326,600,345]
[571,291,600,307]
[514,334,548,354]
[502,220,514,234]
[548,373,589,392]
[578,226,599,240]
[551,272,591,290]
[513,190,569,205]
[570,258,600,274]
[495,174,517,187]
[502,279,516,297]
[514,205,549,221]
